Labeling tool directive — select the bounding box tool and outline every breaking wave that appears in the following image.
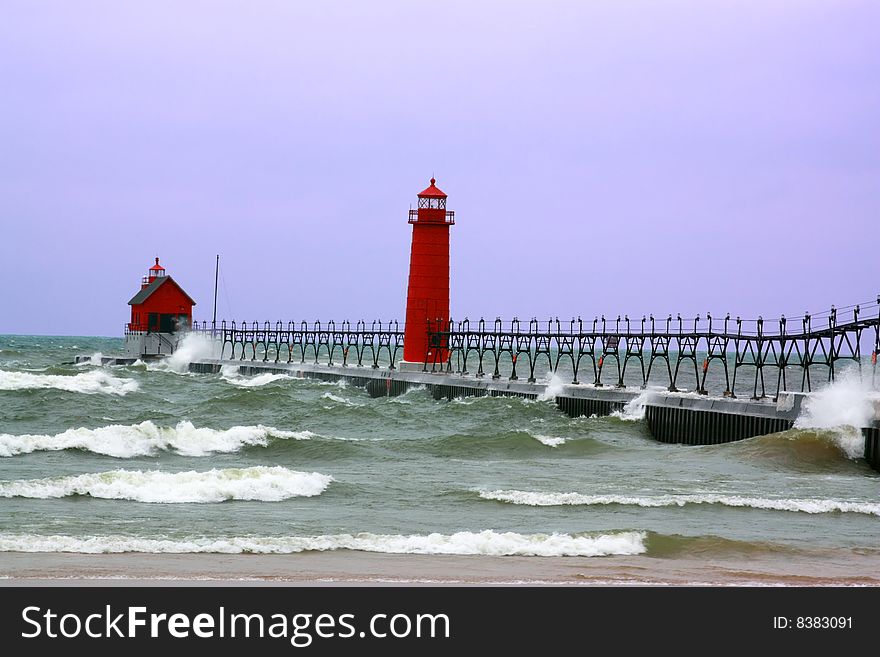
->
[537,373,566,402]
[0,467,333,503]
[221,365,291,388]
[0,421,315,458]
[610,390,656,421]
[0,530,646,556]
[793,370,879,459]
[478,490,880,516]
[0,368,138,396]
[735,429,866,468]
[153,333,222,373]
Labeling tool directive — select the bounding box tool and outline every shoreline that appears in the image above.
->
[2,551,879,586]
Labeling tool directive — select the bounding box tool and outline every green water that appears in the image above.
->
[0,335,878,563]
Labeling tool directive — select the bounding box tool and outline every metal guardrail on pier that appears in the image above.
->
[192,320,405,369]
[193,297,880,400]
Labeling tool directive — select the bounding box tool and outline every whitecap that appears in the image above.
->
[527,432,567,447]
[0,369,138,396]
[221,365,291,388]
[0,467,332,503]
[0,421,315,458]
[478,489,880,516]
[321,392,364,407]
[0,530,647,557]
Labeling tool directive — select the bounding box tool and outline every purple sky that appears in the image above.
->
[2,1,878,336]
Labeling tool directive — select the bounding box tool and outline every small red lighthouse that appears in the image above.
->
[402,178,455,367]
[125,257,196,356]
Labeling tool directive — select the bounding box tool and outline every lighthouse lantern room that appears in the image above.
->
[125,257,196,357]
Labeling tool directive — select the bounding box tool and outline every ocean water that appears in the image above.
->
[0,334,878,578]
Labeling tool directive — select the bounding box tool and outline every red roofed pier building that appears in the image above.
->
[125,258,196,357]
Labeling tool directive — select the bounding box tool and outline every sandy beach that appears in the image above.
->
[2,551,879,586]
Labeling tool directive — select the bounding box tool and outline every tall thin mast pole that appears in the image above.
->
[212,254,219,335]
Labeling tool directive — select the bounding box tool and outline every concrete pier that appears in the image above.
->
[644,392,804,445]
[179,358,880,466]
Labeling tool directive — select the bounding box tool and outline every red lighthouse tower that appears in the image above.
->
[402,178,455,368]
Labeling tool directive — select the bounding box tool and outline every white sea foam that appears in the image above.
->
[537,372,567,402]
[321,392,364,407]
[794,369,880,459]
[0,530,647,556]
[221,365,290,388]
[230,372,291,388]
[479,489,880,516]
[0,467,332,503]
[450,394,535,407]
[450,396,483,405]
[320,379,349,389]
[0,421,315,458]
[0,369,138,396]
[74,352,104,367]
[610,390,656,421]
[528,432,567,447]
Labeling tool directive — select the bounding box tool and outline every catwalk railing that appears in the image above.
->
[193,320,406,370]
[193,298,880,400]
